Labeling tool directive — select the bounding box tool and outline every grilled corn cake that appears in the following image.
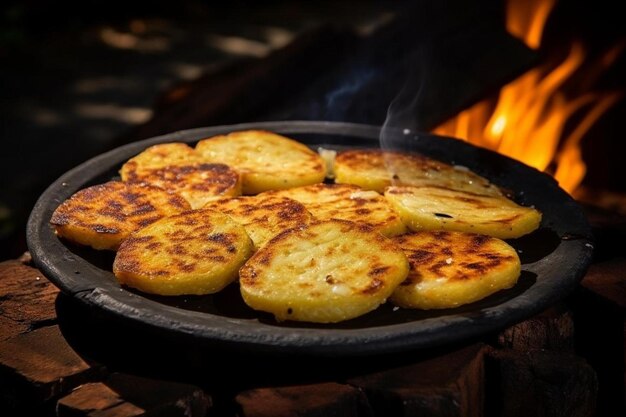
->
[384,185,541,239]
[113,209,253,295]
[390,231,521,309]
[335,149,502,196]
[239,219,409,323]
[195,130,326,194]
[265,183,406,237]
[202,194,312,250]
[125,163,241,209]
[120,142,201,182]
[50,181,190,250]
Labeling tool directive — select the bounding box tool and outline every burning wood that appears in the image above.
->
[434,0,623,194]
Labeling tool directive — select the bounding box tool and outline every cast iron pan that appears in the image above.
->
[27,121,593,358]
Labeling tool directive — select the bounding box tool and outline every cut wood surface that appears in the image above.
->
[348,344,487,417]
[488,349,597,417]
[236,382,369,417]
[497,304,574,351]
[57,373,211,417]
[0,259,59,337]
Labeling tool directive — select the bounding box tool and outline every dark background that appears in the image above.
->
[1,0,625,259]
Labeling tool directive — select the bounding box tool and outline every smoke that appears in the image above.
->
[324,69,377,121]
[380,46,429,151]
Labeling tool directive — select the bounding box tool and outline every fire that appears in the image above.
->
[433,0,621,194]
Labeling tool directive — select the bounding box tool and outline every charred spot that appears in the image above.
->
[175,216,199,226]
[121,192,141,203]
[98,208,126,221]
[480,252,504,261]
[119,235,153,250]
[170,244,187,255]
[392,174,400,180]
[409,249,435,264]
[451,272,471,281]
[165,229,193,242]
[203,247,216,255]
[325,274,335,284]
[434,212,453,218]
[199,163,228,172]
[192,224,213,234]
[462,262,488,274]
[208,255,226,262]
[92,224,120,234]
[137,216,162,227]
[169,196,189,209]
[278,203,307,219]
[241,268,257,285]
[207,232,233,245]
[356,223,374,233]
[441,247,453,256]
[470,234,491,249]
[369,266,390,277]
[361,278,383,294]
[124,235,154,244]
[287,308,293,315]
[72,204,92,213]
[356,208,371,215]
[177,262,195,273]
[145,241,162,251]
[428,261,449,275]
[114,258,141,274]
[258,254,271,265]
[227,245,237,254]
[108,200,124,211]
[130,204,156,216]
[270,228,298,244]
[79,186,100,201]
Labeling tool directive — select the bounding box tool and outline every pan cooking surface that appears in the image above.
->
[27,121,593,356]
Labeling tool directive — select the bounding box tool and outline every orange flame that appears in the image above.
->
[433,0,621,194]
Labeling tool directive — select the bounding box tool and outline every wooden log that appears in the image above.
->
[0,315,29,342]
[0,259,59,328]
[580,257,626,311]
[487,349,597,417]
[571,256,626,416]
[347,343,487,417]
[235,382,370,417]
[497,304,575,351]
[57,373,210,417]
[57,382,132,417]
[0,325,102,414]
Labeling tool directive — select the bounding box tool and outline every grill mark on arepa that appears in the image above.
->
[361,278,383,294]
[129,204,157,216]
[369,266,391,277]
